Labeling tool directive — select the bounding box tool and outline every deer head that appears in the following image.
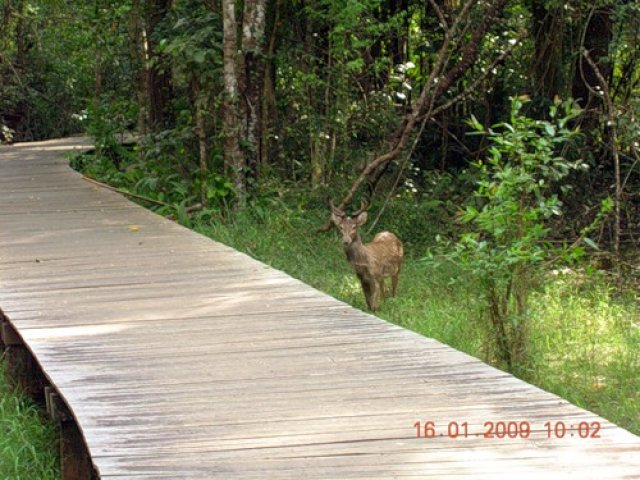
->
[329,199,368,246]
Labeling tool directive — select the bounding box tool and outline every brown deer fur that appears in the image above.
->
[330,202,404,311]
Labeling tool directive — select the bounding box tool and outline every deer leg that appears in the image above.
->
[392,262,402,297]
[391,274,399,297]
[359,278,374,310]
[369,281,380,311]
[378,279,386,301]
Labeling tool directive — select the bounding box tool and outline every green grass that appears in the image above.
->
[198,205,640,435]
[529,277,640,432]
[0,357,60,480]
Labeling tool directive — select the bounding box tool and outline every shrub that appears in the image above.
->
[433,97,586,371]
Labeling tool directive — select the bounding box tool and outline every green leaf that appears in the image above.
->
[544,124,556,136]
[582,237,599,250]
[467,114,484,132]
[193,51,206,64]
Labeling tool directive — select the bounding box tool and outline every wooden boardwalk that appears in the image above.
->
[0,138,639,479]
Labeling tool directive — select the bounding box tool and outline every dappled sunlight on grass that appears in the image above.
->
[336,273,361,296]
[529,274,639,433]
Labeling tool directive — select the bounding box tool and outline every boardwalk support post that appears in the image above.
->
[47,389,98,480]
[1,317,97,479]
[1,319,47,402]
[0,309,6,354]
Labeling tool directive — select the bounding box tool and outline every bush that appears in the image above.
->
[431,97,586,371]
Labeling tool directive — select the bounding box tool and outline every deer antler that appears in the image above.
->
[328,197,345,217]
[351,199,369,217]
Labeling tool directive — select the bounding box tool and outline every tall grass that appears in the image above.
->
[198,204,639,435]
[0,357,59,480]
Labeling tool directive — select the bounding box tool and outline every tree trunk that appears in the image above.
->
[196,107,208,206]
[239,0,267,177]
[94,46,102,108]
[530,1,564,100]
[582,50,623,290]
[128,0,149,134]
[14,0,27,70]
[388,0,408,66]
[571,7,612,114]
[310,134,325,188]
[11,0,28,141]
[145,0,174,130]
[259,0,280,174]
[222,0,245,207]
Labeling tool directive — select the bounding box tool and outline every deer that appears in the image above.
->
[329,199,404,312]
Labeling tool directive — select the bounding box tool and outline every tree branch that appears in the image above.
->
[320,0,511,231]
[81,175,172,208]
[582,48,622,289]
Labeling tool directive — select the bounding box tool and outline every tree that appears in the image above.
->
[221,0,269,206]
[572,5,613,113]
[145,0,174,129]
[239,0,267,175]
[530,0,565,100]
[325,0,516,225]
[222,0,245,206]
[127,0,149,134]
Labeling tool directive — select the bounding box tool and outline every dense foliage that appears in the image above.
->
[2,1,638,235]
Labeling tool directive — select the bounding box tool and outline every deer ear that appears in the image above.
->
[355,211,368,226]
[330,212,343,226]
